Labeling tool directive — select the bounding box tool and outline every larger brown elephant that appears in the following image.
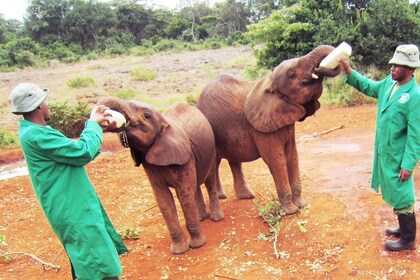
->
[197,45,341,215]
[98,97,224,254]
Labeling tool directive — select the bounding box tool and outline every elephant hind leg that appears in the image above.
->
[215,157,227,199]
[196,186,210,221]
[204,169,224,222]
[229,161,255,199]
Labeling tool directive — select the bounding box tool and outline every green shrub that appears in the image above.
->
[47,101,90,138]
[321,74,377,106]
[243,65,270,81]
[185,93,199,105]
[130,66,157,81]
[67,76,96,88]
[111,88,137,100]
[15,50,35,67]
[153,39,179,52]
[0,128,17,147]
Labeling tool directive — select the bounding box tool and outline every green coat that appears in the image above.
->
[19,119,128,280]
[346,71,420,209]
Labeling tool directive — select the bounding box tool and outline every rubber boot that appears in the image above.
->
[385,214,416,251]
[385,227,401,237]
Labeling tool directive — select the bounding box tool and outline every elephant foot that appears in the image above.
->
[280,202,299,215]
[218,190,227,199]
[198,210,210,221]
[170,239,190,254]
[236,191,255,200]
[189,234,206,249]
[292,196,306,209]
[210,209,224,222]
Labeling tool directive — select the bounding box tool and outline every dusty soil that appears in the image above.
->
[1,46,420,280]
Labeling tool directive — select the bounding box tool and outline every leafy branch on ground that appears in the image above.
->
[118,227,141,240]
[254,195,307,259]
[0,234,60,271]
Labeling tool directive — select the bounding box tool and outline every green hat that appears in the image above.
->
[388,44,420,68]
[9,83,49,115]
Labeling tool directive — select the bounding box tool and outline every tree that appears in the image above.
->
[62,0,117,49]
[353,0,420,68]
[24,0,69,42]
[115,1,152,44]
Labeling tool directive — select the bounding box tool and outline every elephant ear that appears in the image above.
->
[244,74,306,133]
[146,123,192,166]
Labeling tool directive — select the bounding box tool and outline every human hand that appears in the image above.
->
[398,169,412,182]
[339,58,352,76]
[89,105,118,131]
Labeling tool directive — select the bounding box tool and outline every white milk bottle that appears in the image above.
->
[319,42,352,69]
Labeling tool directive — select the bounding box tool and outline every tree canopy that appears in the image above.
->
[0,0,419,71]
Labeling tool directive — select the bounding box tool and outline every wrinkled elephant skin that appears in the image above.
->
[98,97,224,254]
[197,45,340,214]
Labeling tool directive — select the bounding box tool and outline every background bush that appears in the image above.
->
[47,101,91,138]
[67,76,96,88]
[0,128,17,148]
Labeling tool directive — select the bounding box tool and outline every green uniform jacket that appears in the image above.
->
[346,71,420,209]
[19,119,128,280]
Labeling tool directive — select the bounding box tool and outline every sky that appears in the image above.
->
[0,0,212,21]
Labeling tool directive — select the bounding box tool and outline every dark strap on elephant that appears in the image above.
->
[118,130,130,148]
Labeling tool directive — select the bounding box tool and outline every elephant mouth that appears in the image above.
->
[118,130,130,148]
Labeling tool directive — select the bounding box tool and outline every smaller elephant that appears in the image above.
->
[98,97,224,254]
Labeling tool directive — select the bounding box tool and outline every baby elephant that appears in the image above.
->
[98,97,224,254]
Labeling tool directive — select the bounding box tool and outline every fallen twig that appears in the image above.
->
[313,124,344,137]
[0,251,60,271]
[214,273,241,280]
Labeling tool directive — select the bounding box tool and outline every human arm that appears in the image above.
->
[400,94,420,176]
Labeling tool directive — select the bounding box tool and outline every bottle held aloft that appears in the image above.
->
[319,42,352,70]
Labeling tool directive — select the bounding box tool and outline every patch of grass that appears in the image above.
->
[185,93,199,105]
[130,66,157,81]
[230,55,257,69]
[111,88,137,100]
[195,65,217,79]
[67,76,96,88]
[243,65,270,81]
[0,128,17,148]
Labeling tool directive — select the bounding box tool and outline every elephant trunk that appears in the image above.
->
[97,96,130,132]
[304,45,342,78]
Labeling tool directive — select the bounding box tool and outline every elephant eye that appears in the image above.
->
[144,111,152,119]
[288,70,296,79]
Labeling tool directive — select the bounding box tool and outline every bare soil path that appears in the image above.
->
[1,46,419,279]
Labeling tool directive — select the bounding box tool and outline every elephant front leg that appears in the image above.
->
[152,185,189,254]
[287,135,306,209]
[175,181,207,249]
[228,161,255,199]
[259,146,298,215]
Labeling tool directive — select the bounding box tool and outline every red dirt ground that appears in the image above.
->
[1,104,420,279]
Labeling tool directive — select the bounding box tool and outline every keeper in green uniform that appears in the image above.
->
[340,44,420,251]
[9,83,128,279]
